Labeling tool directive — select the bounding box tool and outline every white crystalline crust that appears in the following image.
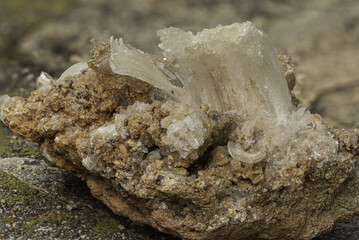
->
[159,101,210,159]
[157,22,293,122]
[75,99,211,172]
[36,72,56,95]
[109,22,292,121]
[114,101,152,139]
[107,22,332,163]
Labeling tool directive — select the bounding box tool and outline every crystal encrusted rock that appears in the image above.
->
[1,22,359,240]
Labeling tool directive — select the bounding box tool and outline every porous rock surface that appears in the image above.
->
[1,22,359,240]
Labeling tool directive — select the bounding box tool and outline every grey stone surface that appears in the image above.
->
[0,157,178,240]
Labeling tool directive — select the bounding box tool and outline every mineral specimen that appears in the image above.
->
[1,22,359,240]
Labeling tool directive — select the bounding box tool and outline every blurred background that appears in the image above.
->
[0,0,359,239]
[1,0,359,127]
[1,0,359,128]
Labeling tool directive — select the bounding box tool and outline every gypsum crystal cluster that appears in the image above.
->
[1,22,359,240]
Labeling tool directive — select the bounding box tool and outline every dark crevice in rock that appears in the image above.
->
[187,146,215,177]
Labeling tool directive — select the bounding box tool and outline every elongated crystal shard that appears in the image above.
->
[109,22,293,123]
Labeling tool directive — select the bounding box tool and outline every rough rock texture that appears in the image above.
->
[0,157,178,240]
[1,22,359,240]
